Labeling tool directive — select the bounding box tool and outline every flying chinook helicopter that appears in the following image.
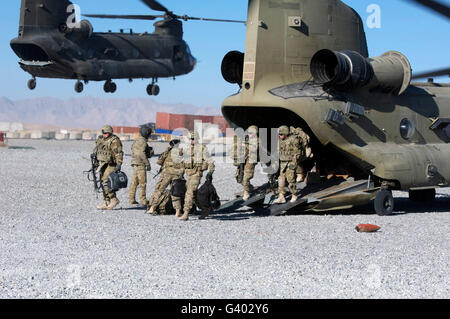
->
[10,0,244,95]
[219,0,450,216]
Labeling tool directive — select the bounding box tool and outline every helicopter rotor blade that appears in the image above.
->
[141,0,171,15]
[412,67,450,79]
[176,15,246,23]
[83,14,164,21]
[405,0,450,20]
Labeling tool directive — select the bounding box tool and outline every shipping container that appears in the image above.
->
[156,112,230,134]
[113,126,140,135]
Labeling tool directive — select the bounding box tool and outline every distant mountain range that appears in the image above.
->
[0,97,222,129]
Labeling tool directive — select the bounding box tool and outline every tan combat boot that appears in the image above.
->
[106,198,120,210]
[129,199,139,205]
[97,200,109,210]
[179,211,189,221]
[175,209,182,218]
[199,210,209,220]
[274,194,286,204]
[290,194,298,203]
[243,191,250,201]
[146,206,155,214]
[296,174,305,183]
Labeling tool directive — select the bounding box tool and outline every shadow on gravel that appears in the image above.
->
[284,196,450,216]
[391,197,450,215]
[208,196,450,219]
[121,206,148,211]
[210,208,270,221]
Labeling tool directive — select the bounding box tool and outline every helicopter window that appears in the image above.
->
[173,45,183,61]
[400,118,415,140]
[132,49,140,58]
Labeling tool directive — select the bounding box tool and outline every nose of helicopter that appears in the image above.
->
[190,54,197,69]
[187,54,197,72]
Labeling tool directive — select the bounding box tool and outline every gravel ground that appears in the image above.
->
[0,139,448,299]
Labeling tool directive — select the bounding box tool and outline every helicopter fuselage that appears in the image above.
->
[11,29,196,82]
[221,0,450,192]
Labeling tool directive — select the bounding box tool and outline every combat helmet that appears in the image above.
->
[247,125,259,135]
[189,130,198,141]
[102,125,113,134]
[278,125,289,135]
[140,124,153,139]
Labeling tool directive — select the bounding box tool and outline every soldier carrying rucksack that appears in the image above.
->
[289,126,313,183]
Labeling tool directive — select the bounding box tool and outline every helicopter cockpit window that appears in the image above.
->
[173,45,183,61]
[400,118,415,140]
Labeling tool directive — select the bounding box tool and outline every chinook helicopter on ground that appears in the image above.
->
[10,0,244,95]
[219,0,450,216]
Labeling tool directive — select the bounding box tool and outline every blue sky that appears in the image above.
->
[0,0,448,107]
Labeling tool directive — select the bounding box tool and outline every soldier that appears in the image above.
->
[147,139,184,216]
[179,130,215,221]
[274,125,305,204]
[234,125,259,201]
[94,125,124,210]
[128,124,154,206]
[289,126,313,183]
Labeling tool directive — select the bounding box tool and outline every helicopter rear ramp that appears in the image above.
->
[213,176,379,216]
[265,178,378,216]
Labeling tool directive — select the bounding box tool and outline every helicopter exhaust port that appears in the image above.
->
[310,49,412,95]
[221,51,244,87]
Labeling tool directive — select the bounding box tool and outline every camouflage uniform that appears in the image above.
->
[95,125,124,210]
[234,125,259,200]
[147,143,184,215]
[290,126,312,183]
[180,134,215,221]
[275,126,304,204]
[128,133,154,205]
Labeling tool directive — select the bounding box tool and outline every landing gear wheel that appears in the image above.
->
[147,84,154,96]
[109,82,117,93]
[409,189,436,202]
[151,84,160,96]
[75,81,84,93]
[374,189,394,216]
[104,81,111,93]
[104,81,116,93]
[28,78,36,90]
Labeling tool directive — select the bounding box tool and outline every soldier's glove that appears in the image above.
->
[289,163,296,170]
[115,164,122,172]
[146,147,154,158]
[146,165,151,172]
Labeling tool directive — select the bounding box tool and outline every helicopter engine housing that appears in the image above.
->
[64,20,94,40]
[310,49,412,95]
[221,51,244,86]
